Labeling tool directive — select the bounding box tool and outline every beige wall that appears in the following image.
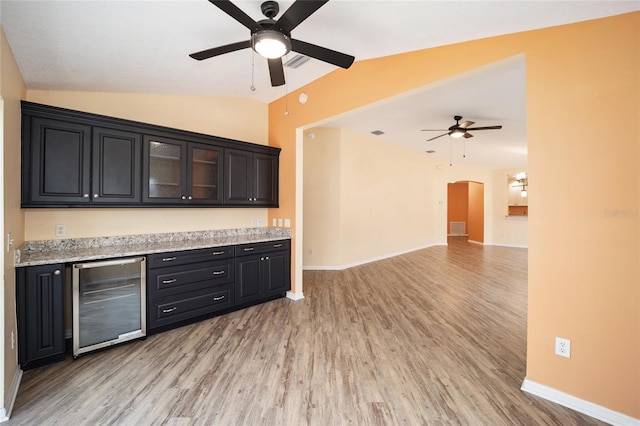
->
[493,168,528,247]
[271,12,639,419]
[304,127,441,269]
[23,91,270,240]
[302,127,342,267]
[1,26,26,416]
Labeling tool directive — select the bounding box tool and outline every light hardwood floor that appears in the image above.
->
[7,238,605,425]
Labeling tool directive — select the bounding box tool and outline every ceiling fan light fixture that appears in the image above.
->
[450,129,466,138]
[252,30,291,59]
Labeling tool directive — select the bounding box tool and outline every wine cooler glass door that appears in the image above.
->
[73,257,146,357]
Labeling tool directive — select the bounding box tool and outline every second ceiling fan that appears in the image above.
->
[190,0,355,87]
[422,115,502,141]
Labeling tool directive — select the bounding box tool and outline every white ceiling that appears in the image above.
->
[2,1,639,169]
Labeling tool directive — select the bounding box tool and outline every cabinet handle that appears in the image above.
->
[162,307,177,313]
[273,244,283,248]
[162,278,177,284]
[162,256,177,262]
[212,271,225,276]
[54,269,61,275]
[243,247,254,252]
[188,195,193,200]
[212,251,225,255]
[213,296,225,301]
[83,194,89,198]
[265,256,269,260]
[93,194,99,198]
[181,195,186,200]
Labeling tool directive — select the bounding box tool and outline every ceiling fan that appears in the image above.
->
[190,0,355,87]
[422,115,502,141]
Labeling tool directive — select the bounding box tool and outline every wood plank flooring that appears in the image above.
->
[7,238,606,425]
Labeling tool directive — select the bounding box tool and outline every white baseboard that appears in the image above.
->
[303,243,446,271]
[521,378,640,426]
[0,367,23,422]
[286,291,304,301]
[491,243,528,248]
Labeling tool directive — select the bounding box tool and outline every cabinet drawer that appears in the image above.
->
[149,285,233,329]
[235,239,290,257]
[147,245,233,269]
[147,260,233,298]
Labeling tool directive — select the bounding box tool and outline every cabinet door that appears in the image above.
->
[16,264,66,370]
[224,149,253,205]
[235,254,262,304]
[188,143,223,204]
[143,136,186,204]
[262,250,290,297]
[253,153,278,206]
[29,117,91,204]
[92,127,142,204]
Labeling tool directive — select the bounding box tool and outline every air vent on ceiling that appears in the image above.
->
[284,54,310,69]
[371,130,385,136]
[425,150,436,154]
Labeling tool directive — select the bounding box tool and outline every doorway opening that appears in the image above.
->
[447,181,484,244]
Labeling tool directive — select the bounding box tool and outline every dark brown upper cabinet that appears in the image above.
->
[224,149,278,207]
[142,136,223,205]
[21,101,279,208]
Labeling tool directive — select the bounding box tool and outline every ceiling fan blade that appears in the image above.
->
[268,57,285,86]
[466,125,503,131]
[291,39,354,69]
[463,132,474,139]
[421,129,448,132]
[275,0,329,33]
[189,40,251,60]
[427,133,450,142]
[459,120,475,129]
[209,0,260,31]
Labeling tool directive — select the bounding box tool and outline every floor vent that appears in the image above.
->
[450,221,466,235]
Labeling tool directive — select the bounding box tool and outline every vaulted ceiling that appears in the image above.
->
[2,1,638,168]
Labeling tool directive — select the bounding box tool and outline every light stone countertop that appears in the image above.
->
[15,227,292,267]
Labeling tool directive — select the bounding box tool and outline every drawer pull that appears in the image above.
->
[162,278,177,284]
[243,247,254,252]
[213,296,225,301]
[162,307,177,313]
[162,256,177,262]
[273,244,283,248]
[212,271,225,276]
[212,251,225,255]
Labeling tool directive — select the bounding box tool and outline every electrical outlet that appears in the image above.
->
[272,218,277,227]
[555,337,571,358]
[277,218,283,227]
[55,224,66,237]
[284,218,291,228]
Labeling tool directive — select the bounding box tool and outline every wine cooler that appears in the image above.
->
[72,257,146,358]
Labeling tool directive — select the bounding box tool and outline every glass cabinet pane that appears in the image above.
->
[191,147,219,200]
[148,141,181,199]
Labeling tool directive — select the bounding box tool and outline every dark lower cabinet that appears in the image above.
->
[235,240,290,305]
[16,264,66,370]
[146,246,235,332]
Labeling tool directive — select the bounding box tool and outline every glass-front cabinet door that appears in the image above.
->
[188,143,223,204]
[143,136,223,205]
[143,136,186,204]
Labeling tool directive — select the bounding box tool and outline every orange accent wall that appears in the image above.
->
[447,182,469,234]
[269,12,640,419]
[468,181,484,243]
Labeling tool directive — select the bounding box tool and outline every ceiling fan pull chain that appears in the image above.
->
[463,140,466,158]
[250,51,256,92]
[284,58,289,116]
